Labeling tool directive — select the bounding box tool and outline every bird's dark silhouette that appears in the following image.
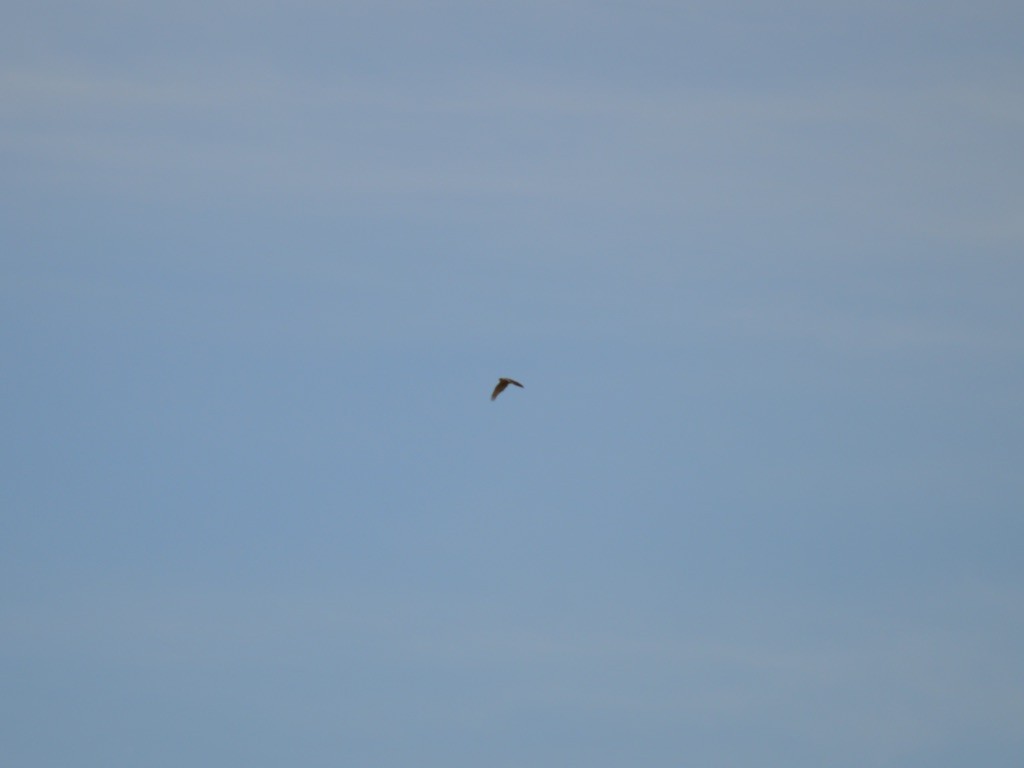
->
[491,377,524,401]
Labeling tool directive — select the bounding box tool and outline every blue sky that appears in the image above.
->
[3,2,1023,766]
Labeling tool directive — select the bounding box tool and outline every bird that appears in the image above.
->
[491,377,524,401]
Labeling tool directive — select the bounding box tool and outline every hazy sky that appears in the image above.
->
[3,2,1023,766]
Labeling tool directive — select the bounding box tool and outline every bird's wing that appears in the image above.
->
[506,378,524,388]
[491,380,509,400]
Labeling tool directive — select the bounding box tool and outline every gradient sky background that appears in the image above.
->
[3,2,1023,766]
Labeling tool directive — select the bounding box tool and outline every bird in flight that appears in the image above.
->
[491,377,524,401]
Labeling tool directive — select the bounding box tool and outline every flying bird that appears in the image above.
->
[491,377,524,401]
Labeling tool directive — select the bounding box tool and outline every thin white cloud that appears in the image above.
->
[5,577,1020,764]
[5,63,1021,241]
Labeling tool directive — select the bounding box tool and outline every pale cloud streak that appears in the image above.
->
[5,61,1021,245]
